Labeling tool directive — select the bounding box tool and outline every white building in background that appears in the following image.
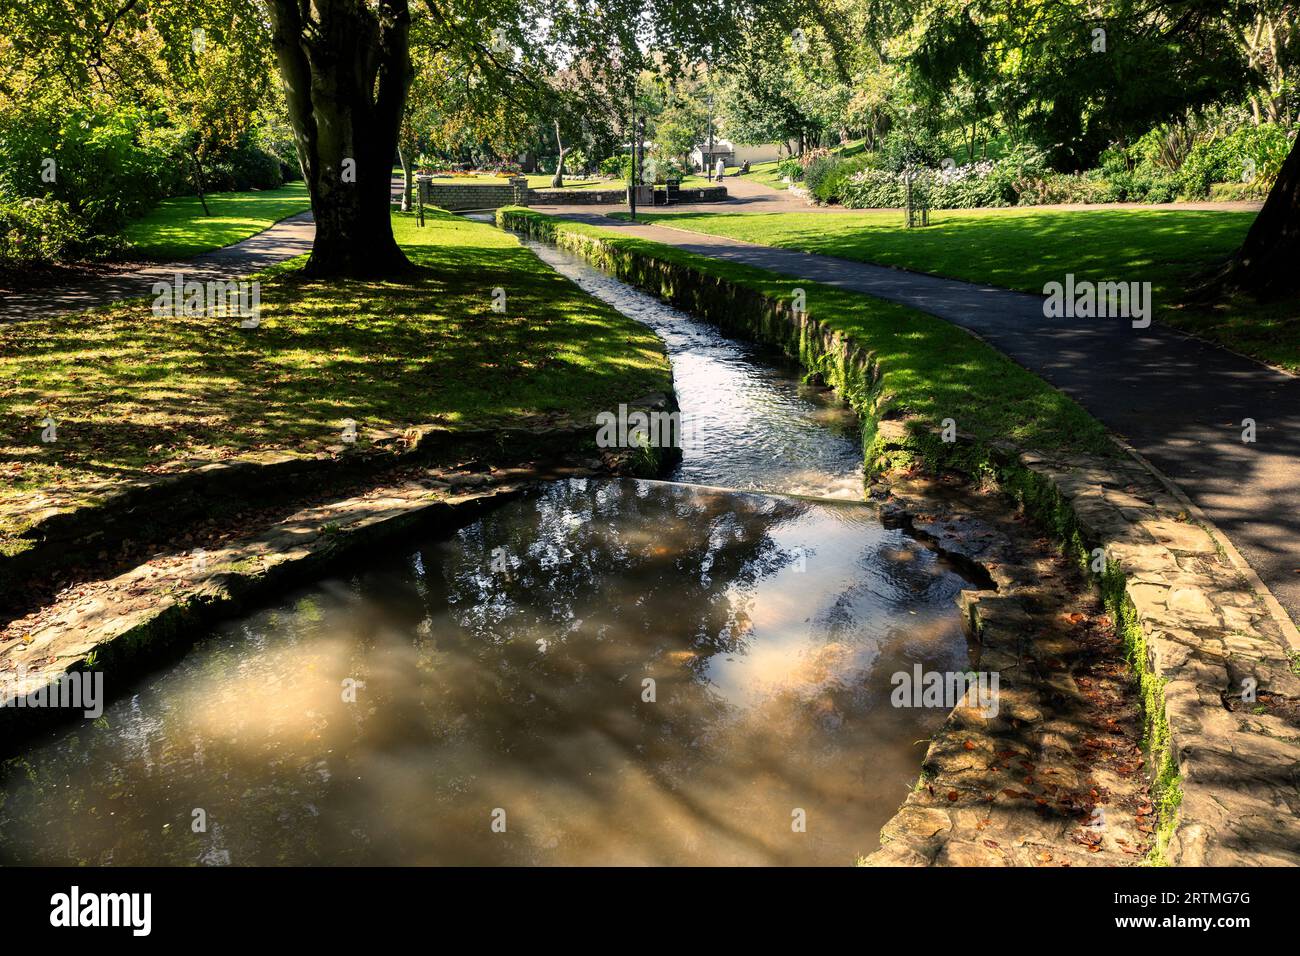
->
[688,139,788,171]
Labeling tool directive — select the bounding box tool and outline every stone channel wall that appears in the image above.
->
[500,207,1300,866]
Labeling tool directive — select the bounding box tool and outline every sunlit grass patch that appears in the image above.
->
[121,181,312,260]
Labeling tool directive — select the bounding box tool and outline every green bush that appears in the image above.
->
[776,157,804,181]
[932,162,1014,207]
[1208,180,1272,201]
[1014,171,1114,205]
[0,104,181,242]
[1105,166,1178,203]
[599,155,623,177]
[1176,123,1293,198]
[802,154,841,198]
[201,137,284,192]
[0,197,86,265]
[839,160,1014,210]
[260,131,303,182]
[808,154,875,203]
[839,168,906,208]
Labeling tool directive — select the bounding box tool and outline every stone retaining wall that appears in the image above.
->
[500,208,1300,866]
[418,180,518,210]
[529,185,730,205]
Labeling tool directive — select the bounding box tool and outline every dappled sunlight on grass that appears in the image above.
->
[0,209,670,538]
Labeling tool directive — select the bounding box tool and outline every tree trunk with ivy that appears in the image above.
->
[266,0,413,277]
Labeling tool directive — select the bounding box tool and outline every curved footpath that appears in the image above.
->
[530,203,1300,637]
[0,211,315,323]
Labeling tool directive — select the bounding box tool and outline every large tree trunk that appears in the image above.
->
[1206,133,1300,299]
[267,0,413,278]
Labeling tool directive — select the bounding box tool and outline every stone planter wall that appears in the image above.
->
[417,179,517,210]
[499,208,1300,866]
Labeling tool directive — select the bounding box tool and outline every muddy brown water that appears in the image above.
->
[0,232,977,866]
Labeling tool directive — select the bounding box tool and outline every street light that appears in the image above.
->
[629,114,645,222]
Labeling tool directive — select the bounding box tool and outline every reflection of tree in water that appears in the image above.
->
[437,479,799,661]
[403,478,798,717]
[0,616,341,865]
[0,479,973,866]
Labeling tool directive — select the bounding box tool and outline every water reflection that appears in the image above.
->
[0,480,970,865]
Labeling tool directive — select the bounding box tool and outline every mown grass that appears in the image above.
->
[618,207,1300,371]
[733,159,789,191]
[505,208,1114,458]
[0,209,671,545]
[120,181,312,260]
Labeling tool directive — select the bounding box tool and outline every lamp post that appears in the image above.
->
[629,114,644,222]
[706,91,714,182]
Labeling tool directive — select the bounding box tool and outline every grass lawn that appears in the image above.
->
[620,207,1300,371]
[0,208,671,550]
[505,208,1113,459]
[121,182,312,260]
[733,160,789,190]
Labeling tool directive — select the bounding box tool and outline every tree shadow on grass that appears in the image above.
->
[0,214,671,528]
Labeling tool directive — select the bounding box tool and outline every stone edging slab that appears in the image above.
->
[867,421,1300,865]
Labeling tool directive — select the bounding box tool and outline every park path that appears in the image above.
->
[527,202,1300,631]
[0,210,315,323]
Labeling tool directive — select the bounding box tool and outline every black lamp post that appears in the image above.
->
[706,91,714,182]
[629,114,644,222]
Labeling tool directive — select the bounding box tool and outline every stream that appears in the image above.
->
[0,227,977,866]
